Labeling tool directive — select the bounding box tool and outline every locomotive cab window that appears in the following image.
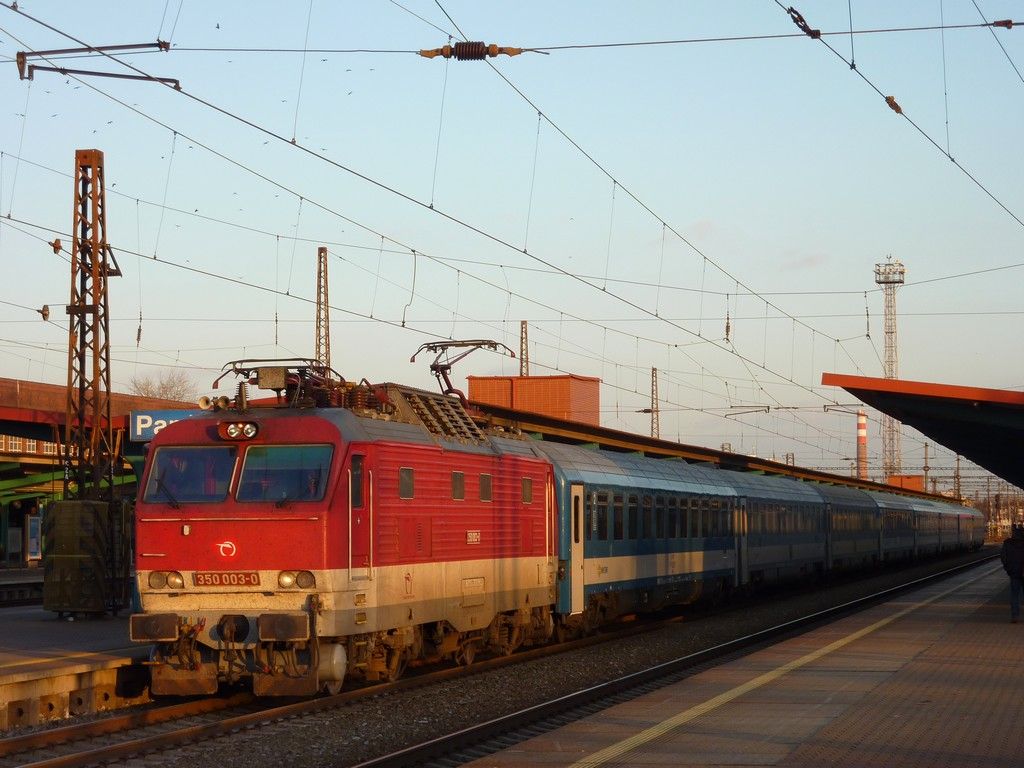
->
[399,467,414,499]
[521,477,532,503]
[145,446,237,505]
[236,444,332,504]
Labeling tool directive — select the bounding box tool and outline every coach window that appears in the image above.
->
[594,492,609,540]
[627,495,639,539]
[452,471,465,500]
[612,494,624,540]
[479,473,492,502]
[667,497,678,538]
[350,455,364,508]
[399,467,414,499]
[642,496,653,539]
[522,477,533,504]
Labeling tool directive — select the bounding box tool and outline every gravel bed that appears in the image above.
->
[123,548,997,768]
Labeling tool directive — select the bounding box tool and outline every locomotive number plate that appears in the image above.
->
[192,571,261,587]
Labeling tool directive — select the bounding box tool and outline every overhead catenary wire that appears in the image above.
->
[6,147,1022,301]
[4,222,858,456]
[774,1,1024,231]
[0,7,1007,462]
[0,10,847,427]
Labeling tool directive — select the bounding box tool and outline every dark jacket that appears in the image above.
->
[1001,529,1024,577]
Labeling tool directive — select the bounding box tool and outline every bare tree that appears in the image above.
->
[129,369,197,402]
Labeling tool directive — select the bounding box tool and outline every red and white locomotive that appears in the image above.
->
[131,360,557,695]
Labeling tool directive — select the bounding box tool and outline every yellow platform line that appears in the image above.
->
[569,565,998,768]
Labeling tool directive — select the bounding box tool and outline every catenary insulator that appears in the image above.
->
[419,42,524,60]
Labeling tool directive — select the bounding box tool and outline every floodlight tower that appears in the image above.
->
[874,257,905,479]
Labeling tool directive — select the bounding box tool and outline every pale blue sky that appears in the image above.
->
[0,2,1021,493]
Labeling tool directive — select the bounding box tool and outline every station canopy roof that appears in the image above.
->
[822,373,1024,489]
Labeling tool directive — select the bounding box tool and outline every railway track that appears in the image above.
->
[0,550,997,768]
[357,552,1001,768]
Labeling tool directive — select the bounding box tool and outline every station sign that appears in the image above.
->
[130,410,205,442]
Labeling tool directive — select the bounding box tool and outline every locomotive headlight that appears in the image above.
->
[148,571,167,589]
[218,421,259,440]
[166,571,185,589]
[295,570,316,589]
[278,571,297,588]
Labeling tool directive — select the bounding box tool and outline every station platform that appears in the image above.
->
[470,561,1019,767]
[0,605,149,730]
[0,568,42,603]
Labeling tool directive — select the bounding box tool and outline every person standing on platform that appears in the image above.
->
[1000,523,1024,623]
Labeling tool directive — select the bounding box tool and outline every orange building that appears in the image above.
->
[467,374,601,426]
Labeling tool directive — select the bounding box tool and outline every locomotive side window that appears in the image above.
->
[452,471,465,500]
[399,467,414,499]
[145,446,237,504]
[236,444,333,504]
[521,477,532,503]
[350,455,364,508]
[479,473,492,502]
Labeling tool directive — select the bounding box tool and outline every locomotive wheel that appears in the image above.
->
[322,679,343,695]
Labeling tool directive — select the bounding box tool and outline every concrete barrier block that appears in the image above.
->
[7,698,39,728]
[38,693,69,723]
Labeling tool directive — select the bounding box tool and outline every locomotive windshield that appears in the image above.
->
[144,446,237,506]
[236,444,333,504]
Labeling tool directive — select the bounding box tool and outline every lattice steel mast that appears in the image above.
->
[315,246,330,371]
[874,257,905,479]
[519,320,529,377]
[650,367,660,439]
[64,148,121,498]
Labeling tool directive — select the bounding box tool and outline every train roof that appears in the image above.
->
[531,441,737,497]
[715,469,827,504]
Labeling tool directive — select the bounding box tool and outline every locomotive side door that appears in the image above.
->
[569,484,585,615]
[348,453,372,583]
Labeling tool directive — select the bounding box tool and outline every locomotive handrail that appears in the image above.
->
[347,468,353,582]
[368,470,375,579]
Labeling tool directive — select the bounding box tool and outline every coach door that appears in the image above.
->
[348,454,372,583]
[570,484,585,615]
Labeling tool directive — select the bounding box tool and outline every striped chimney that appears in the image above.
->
[857,410,868,480]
